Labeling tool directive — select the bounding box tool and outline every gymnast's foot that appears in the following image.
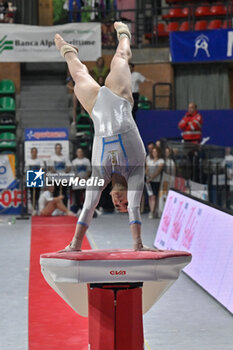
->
[114,21,131,41]
[54,33,79,57]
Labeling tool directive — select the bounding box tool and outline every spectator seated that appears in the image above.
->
[0,1,16,23]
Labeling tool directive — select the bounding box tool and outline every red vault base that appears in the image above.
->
[88,283,144,350]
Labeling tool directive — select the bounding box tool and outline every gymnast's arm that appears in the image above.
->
[127,168,144,250]
[127,171,160,252]
[68,176,110,250]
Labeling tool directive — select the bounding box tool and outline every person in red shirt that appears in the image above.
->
[178,102,203,144]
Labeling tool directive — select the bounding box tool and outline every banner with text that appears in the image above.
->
[0,155,24,214]
[0,154,16,189]
[0,23,101,62]
[154,189,233,314]
[24,128,69,166]
[170,29,233,63]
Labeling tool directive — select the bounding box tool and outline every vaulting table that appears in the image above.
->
[40,249,192,350]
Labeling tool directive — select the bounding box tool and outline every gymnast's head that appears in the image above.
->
[110,175,128,212]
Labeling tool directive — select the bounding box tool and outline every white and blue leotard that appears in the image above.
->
[78,86,146,227]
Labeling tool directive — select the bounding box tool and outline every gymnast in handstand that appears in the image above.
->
[55,22,157,251]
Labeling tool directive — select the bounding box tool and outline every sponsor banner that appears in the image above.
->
[154,189,233,314]
[0,180,25,214]
[0,23,101,62]
[0,154,15,189]
[0,154,24,214]
[170,29,233,63]
[25,128,69,141]
[24,128,69,166]
[189,180,208,201]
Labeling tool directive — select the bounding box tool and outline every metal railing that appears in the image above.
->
[12,1,233,48]
[163,140,233,209]
[2,136,232,217]
[62,2,233,49]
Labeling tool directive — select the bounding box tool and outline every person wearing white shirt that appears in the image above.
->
[25,148,44,171]
[129,62,155,120]
[25,147,44,214]
[146,147,164,219]
[49,143,71,173]
[72,148,91,211]
[49,143,71,206]
[39,184,75,217]
[146,141,155,163]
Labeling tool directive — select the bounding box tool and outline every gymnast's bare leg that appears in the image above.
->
[54,34,101,250]
[54,34,100,116]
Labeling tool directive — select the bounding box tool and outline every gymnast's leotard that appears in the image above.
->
[77,86,146,227]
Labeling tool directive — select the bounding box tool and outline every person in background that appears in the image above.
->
[90,57,109,83]
[178,102,203,144]
[25,147,44,215]
[97,75,105,87]
[222,147,233,209]
[39,184,75,217]
[142,141,154,214]
[49,143,71,206]
[129,62,155,120]
[102,23,115,47]
[164,146,176,176]
[146,146,164,219]
[5,1,14,23]
[0,0,8,22]
[146,141,154,161]
[72,148,91,214]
